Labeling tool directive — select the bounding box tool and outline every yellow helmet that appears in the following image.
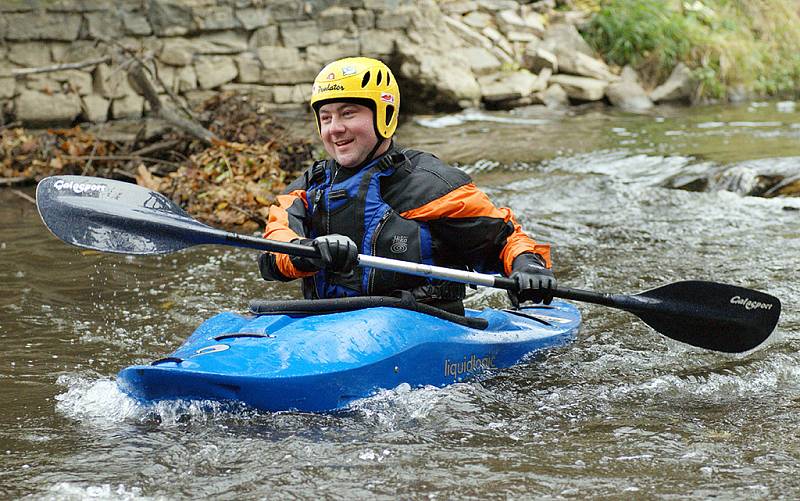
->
[310,57,400,139]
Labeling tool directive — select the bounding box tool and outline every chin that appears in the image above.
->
[337,156,362,168]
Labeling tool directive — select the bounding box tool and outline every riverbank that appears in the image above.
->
[1,93,316,232]
[581,0,800,102]
[2,0,799,130]
[2,1,799,229]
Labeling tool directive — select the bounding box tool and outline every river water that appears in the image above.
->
[1,101,799,499]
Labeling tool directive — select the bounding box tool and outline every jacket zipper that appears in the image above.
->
[368,210,392,293]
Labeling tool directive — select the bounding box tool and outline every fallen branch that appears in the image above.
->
[4,56,112,77]
[128,138,181,157]
[11,189,36,204]
[62,155,183,169]
[0,176,31,187]
[128,63,217,146]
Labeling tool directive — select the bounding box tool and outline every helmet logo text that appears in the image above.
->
[316,83,344,94]
[380,92,395,104]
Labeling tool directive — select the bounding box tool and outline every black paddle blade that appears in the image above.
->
[36,175,215,255]
[620,281,781,353]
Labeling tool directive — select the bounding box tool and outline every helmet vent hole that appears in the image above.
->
[386,72,391,86]
[361,71,370,88]
[376,71,383,86]
[385,105,395,126]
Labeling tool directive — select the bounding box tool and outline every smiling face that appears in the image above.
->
[318,102,390,168]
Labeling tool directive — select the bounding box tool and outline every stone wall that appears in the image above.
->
[0,0,689,127]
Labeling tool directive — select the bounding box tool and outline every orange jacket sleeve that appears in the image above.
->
[262,190,315,279]
[400,183,551,276]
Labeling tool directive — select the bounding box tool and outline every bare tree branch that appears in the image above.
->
[3,56,112,77]
[127,63,217,145]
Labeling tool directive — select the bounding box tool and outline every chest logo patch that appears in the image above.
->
[390,235,408,254]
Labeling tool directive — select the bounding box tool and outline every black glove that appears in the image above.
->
[507,253,556,307]
[290,234,359,274]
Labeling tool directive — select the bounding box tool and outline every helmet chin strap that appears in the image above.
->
[349,135,387,170]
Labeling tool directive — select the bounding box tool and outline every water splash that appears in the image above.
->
[53,374,258,427]
[415,109,550,128]
[40,483,155,501]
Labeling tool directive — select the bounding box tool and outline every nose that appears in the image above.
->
[327,115,346,134]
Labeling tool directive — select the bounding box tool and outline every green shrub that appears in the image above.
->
[583,0,800,99]
[583,0,702,86]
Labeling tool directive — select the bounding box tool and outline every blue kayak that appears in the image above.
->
[117,297,580,412]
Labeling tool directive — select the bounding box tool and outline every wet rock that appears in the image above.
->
[522,46,557,74]
[537,83,569,109]
[462,10,493,29]
[480,26,516,60]
[541,23,594,57]
[441,1,478,15]
[454,46,503,76]
[650,63,694,103]
[708,165,761,195]
[664,159,800,197]
[549,74,608,101]
[619,65,640,84]
[397,47,482,110]
[554,47,619,82]
[606,80,653,112]
[496,9,545,39]
[480,69,543,106]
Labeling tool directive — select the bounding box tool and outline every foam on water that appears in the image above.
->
[37,483,157,501]
[633,353,800,401]
[415,109,550,128]
[53,374,256,427]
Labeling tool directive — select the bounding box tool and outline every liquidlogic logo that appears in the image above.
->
[53,179,107,194]
[730,295,773,311]
[444,353,496,380]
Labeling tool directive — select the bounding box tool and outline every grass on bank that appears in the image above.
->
[581,0,800,100]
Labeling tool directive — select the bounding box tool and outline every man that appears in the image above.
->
[259,57,555,313]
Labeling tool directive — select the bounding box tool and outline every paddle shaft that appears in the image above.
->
[211,234,657,311]
[207,229,517,289]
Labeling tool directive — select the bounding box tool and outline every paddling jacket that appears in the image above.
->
[260,143,551,301]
